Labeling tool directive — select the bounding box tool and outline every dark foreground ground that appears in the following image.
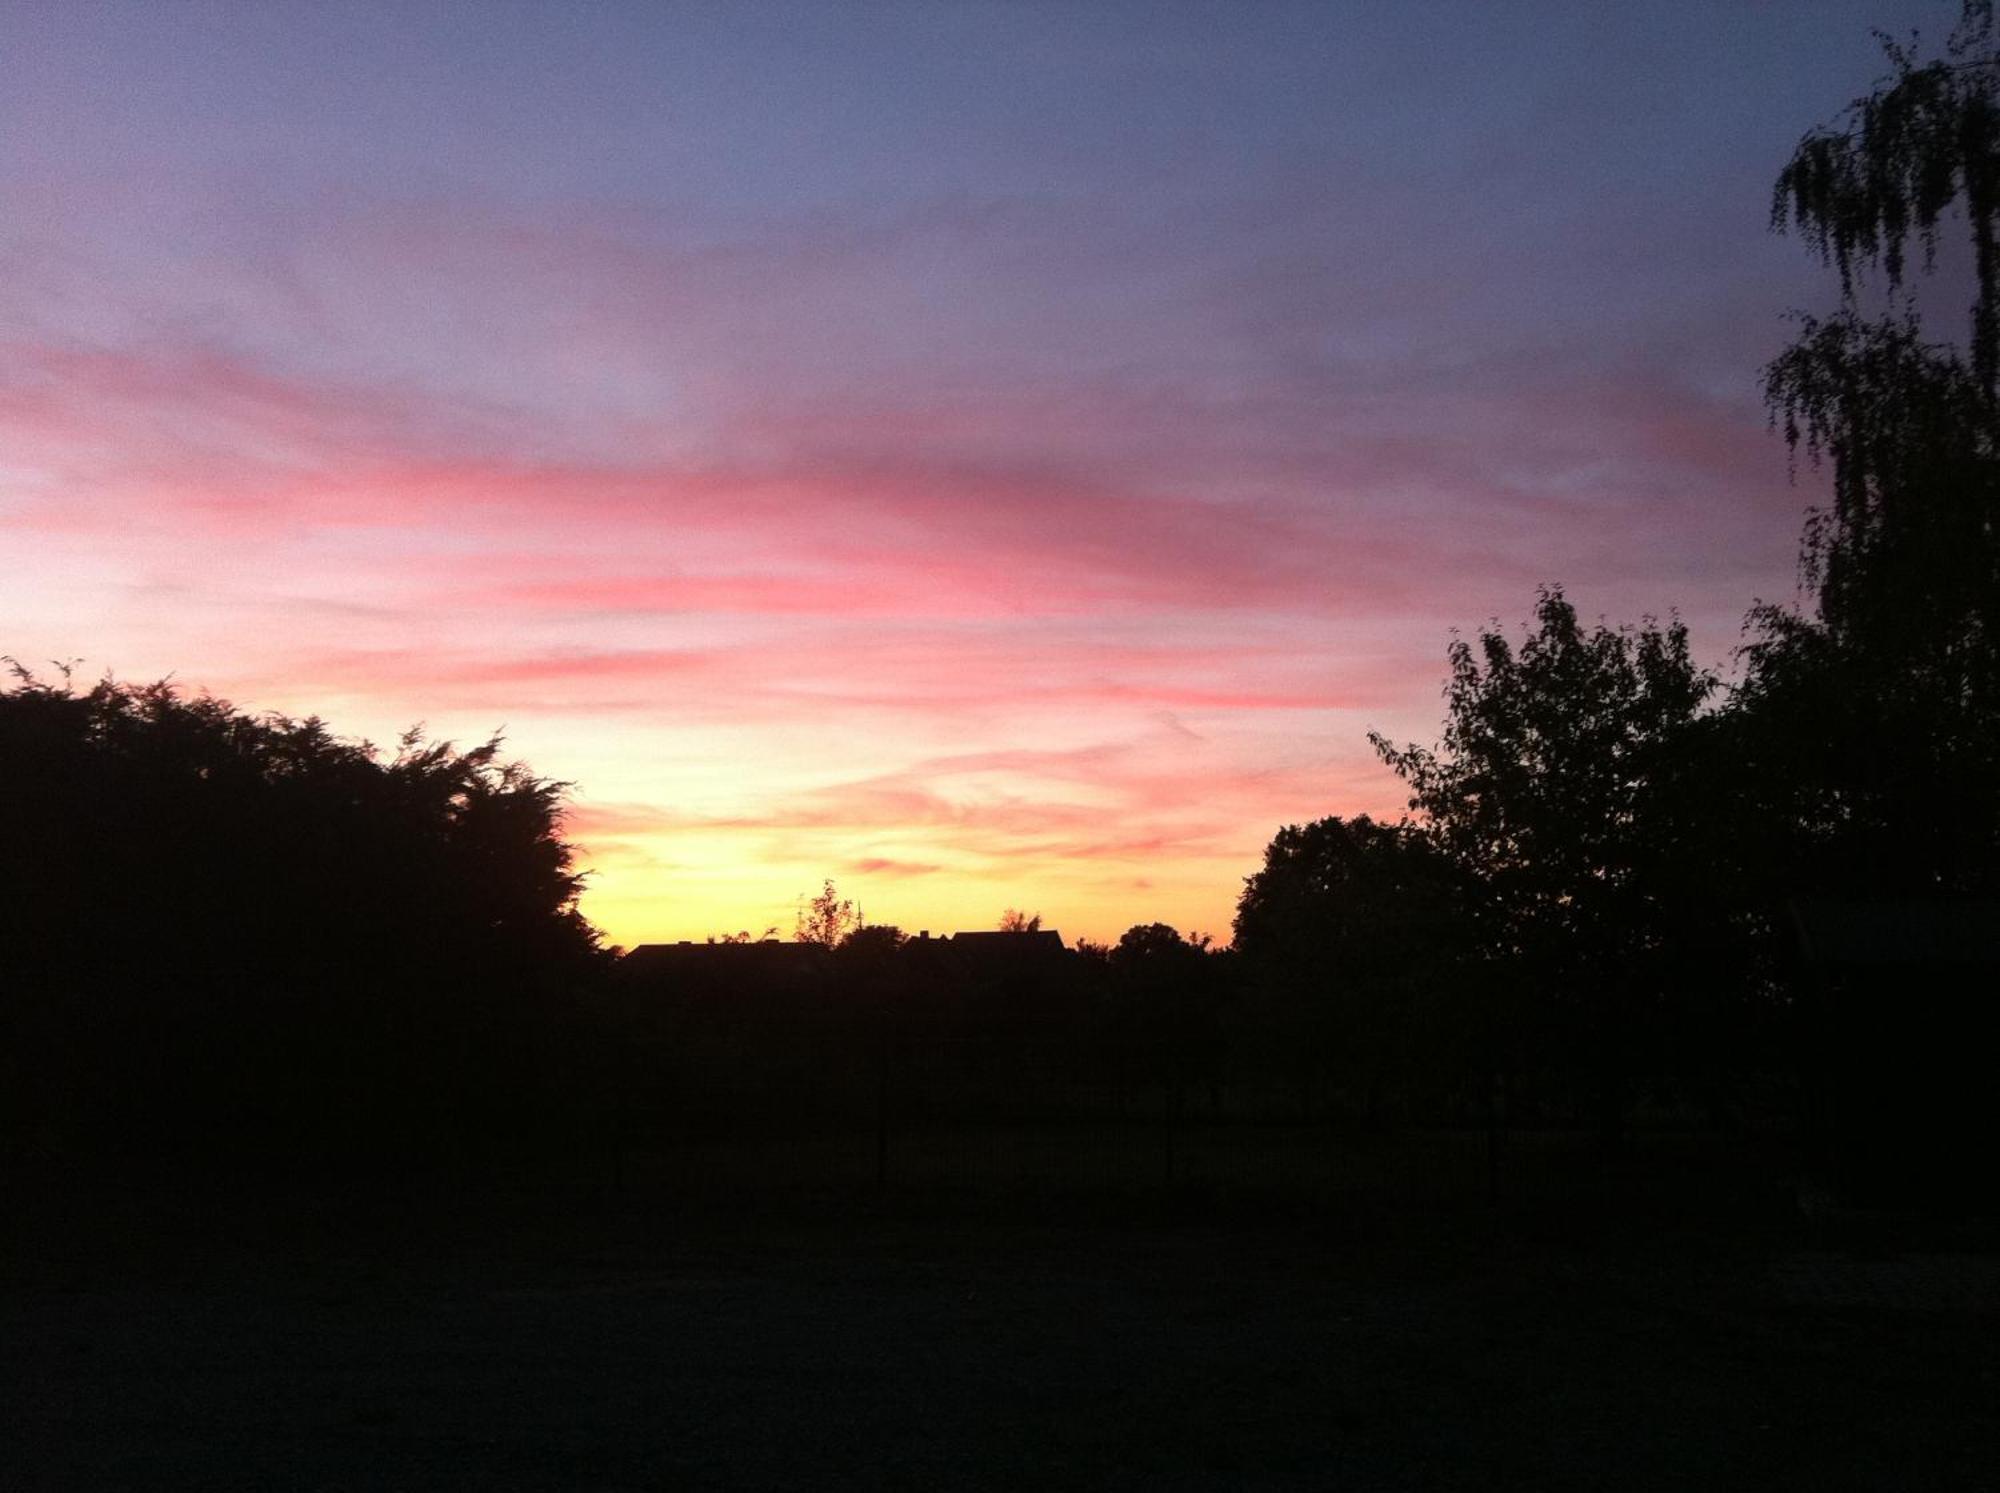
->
[5,1128,1997,1490]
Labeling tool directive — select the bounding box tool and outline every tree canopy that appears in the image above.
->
[1773,1,2000,389]
[1749,0,2000,896]
[1233,815,1475,1118]
[0,666,604,1165]
[795,879,863,948]
[1368,590,1715,973]
[1359,591,1729,1128]
[1234,815,1465,987]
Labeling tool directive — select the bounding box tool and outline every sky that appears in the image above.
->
[0,0,1961,948]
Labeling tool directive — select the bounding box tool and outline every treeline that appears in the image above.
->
[1267,5,2000,1182]
[1264,6,2000,1178]
[2,10,1995,1196]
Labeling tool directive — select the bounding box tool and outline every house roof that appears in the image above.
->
[619,940,827,980]
[946,929,1068,954]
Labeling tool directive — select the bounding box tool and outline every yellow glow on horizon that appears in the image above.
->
[573,830,1256,951]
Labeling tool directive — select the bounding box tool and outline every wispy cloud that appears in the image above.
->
[0,0,1855,943]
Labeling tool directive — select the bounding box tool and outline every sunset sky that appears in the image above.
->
[0,1,1951,948]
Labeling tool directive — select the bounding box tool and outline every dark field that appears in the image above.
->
[6,1128,1997,1491]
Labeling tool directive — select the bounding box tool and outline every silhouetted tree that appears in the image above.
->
[795,878,862,948]
[1370,590,1720,1133]
[1744,0,2000,899]
[1234,815,1475,1122]
[1726,1,2000,1199]
[1110,923,1210,967]
[998,908,1043,933]
[0,666,605,1170]
[838,922,908,961]
[1773,1,2000,392]
[1101,924,1226,1116]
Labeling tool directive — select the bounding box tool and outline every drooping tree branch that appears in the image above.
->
[1773,4,2000,393]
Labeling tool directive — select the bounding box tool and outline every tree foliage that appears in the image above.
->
[794,879,863,948]
[0,666,604,1166]
[1234,815,1475,1117]
[1773,2,2000,388]
[1234,816,1464,982]
[1109,922,1208,968]
[836,922,907,960]
[1365,591,1726,1125]
[1369,590,1715,974]
[1750,0,2000,896]
[1765,0,2000,675]
[1763,312,1998,665]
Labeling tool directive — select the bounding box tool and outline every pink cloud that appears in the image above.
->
[844,857,943,878]
[0,191,1815,947]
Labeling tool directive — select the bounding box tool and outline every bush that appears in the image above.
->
[0,664,607,1172]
